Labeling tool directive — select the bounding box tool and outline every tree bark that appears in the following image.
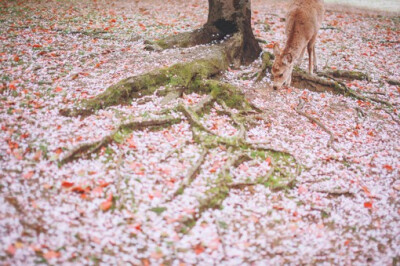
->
[146,0,261,65]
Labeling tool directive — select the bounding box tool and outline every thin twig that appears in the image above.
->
[311,188,354,197]
[228,182,257,189]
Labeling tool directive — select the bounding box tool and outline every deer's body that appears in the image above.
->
[272,0,324,90]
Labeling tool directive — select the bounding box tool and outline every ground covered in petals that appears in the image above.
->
[1,0,399,265]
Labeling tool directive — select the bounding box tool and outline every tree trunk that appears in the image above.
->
[207,0,261,64]
[146,0,261,65]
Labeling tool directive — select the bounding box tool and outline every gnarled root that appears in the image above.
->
[60,34,246,117]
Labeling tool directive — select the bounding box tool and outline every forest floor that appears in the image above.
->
[0,0,399,265]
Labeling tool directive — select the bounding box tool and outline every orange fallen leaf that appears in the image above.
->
[383,164,393,171]
[98,180,110,188]
[62,181,74,188]
[9,83,17,90]
[100,193,113,211]
[142,259,150,266]
[71,186,86,193]
[127,137,136,149]
[194,244,205,255]
[364,202,373,209]
[266,43,274,49]
[100,200,112,211]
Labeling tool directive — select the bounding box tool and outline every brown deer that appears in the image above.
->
[271,0,324,90]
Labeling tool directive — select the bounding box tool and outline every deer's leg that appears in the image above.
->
[307,35,317,75]
[286,65,293,87]
[296,47,306,67]
[313,43,318,72]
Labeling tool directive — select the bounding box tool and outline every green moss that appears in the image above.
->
[155,39,168,49]
[70,51,229,116]
[175,187,184,196]
[201,184,230,211]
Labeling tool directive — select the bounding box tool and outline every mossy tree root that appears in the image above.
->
[320,69,371,81]
[60,34,246,117]
[59,33,299,234]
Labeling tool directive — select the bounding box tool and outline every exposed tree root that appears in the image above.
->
[296,100,338,151]
[374,107,400,125]
[60,33,299,234]
[228,182,257,190]
[60,35,246,117]
[60,116,182,164]
[387,79,400,86]
[319,69,370,81]
[311,188,354,198]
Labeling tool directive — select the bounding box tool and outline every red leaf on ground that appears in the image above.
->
[266,43,274,49]
[100,200,112,211]
[364,202,373,209]
[9,83,17,90]
[100,193,113,211]
[383,164,393,171]
[62,181,74,188]
[98,179,110,187]
[142,259,150,266]
[71,186,86,193]
[127,137,136,149]
[194,244,205,255]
